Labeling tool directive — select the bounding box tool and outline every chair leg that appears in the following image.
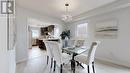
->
[47,56,49,65]
[51,58,53,68]
[60,64,63,73]
[53,60,56,72]
[92,62,95,73]
[88,65,90,73]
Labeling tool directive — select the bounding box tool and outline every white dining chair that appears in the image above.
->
[49,41,71,73]
[68,39,85,48]
[44,41,54,68]
[74,40,85,47]
[75,41,100,73]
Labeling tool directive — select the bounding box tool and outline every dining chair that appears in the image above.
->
[44,41,54,68]
[75,41,100,73]
[74,40,85,47]
[49,41,71,73]
[68,39,85,48]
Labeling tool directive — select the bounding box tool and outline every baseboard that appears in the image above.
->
[95,57,130,69]
[16,58,28,64]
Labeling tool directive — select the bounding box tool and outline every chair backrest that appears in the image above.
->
[49,41,62,66]
[44,41,53,58]
[87,41,100,64]
[74,40,85,47]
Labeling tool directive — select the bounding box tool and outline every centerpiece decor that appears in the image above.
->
[60,30,70,40]
[60,30,70,48]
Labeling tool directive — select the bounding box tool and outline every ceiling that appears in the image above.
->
[16,0,117,20]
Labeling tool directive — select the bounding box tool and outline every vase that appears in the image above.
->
[62,37,68,48]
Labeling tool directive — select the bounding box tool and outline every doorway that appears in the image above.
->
[27,18,60,59]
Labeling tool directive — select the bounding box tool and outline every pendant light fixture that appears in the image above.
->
[62,2,72,22]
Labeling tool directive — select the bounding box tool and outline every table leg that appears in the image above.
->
[71,59,75,73]
[71,53,77,73]
[76,61,84,68]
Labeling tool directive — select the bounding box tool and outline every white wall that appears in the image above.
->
[0,16,8,73]
[68,7,130,67]
[16,6,65,62]
[0,18,15,73]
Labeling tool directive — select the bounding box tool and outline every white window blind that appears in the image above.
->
[77,23,88,37]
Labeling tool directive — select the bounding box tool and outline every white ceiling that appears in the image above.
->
[16,0,117,20]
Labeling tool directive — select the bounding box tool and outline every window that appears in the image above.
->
[77,23,88,37]
[54,26,59,38]
[32,30,39,38]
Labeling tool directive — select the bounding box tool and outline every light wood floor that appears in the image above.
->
[16,47,130,73]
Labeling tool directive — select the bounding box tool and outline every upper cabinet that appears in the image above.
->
[41,25,55,38]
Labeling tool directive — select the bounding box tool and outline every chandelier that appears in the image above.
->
[62,3,72,22]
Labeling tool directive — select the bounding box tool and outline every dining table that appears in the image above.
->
[63,46,88,73]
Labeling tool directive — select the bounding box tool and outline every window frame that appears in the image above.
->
[32,29,40,38]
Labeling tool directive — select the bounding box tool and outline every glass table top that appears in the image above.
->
[63,46,88,54]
